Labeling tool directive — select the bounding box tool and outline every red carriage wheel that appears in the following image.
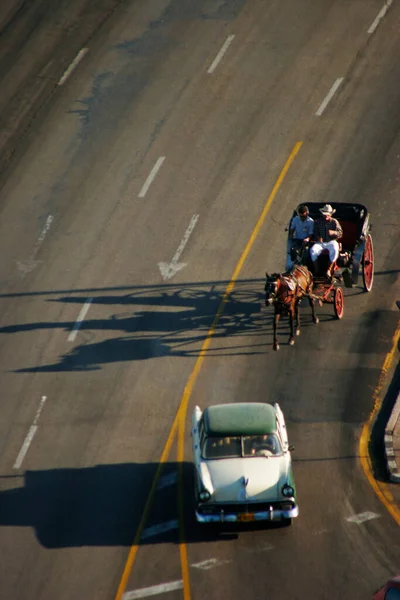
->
[362,234,374,292]
[334,287,344,319]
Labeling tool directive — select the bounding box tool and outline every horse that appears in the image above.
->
[264,265,319,350]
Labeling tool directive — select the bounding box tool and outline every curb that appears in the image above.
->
[384,391,400,483]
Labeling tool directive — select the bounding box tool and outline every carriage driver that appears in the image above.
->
[310,204,343,278]
[286,205,314,269]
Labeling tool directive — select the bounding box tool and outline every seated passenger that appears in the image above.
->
[310,204,343,278]
[250,435,277,456]
[286,205,314,270]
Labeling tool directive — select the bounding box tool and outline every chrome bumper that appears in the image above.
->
[196,504,299,523]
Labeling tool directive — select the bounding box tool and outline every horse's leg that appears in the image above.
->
[295,298,301,336]
[289,303,295,346]
[309,295,319,324]
[273,309,280,351]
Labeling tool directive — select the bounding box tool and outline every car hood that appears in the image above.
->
[205,457,288,503]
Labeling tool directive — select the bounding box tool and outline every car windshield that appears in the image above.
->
[203,434,282,459]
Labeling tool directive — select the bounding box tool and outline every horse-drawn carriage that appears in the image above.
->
[287,202,374,317]
[265,202,374,350]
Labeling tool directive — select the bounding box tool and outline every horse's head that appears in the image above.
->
[264,272,280,306]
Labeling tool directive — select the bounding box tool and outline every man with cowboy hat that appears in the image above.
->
[310,204,343,278]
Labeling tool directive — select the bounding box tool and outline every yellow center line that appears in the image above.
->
[115,141,303,600]
[359,322,400,525]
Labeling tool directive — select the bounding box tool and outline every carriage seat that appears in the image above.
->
[338,220,358,251]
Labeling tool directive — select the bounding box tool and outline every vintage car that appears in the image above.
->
[191,402,298,524]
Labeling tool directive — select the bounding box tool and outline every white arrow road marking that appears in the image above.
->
[123,581,183,600]
[17,215,53,276]
[346,511,380,524]
[138,157,165,198]
[158,214,199,281]
[141,519,179,540]
[14,396,47,469]
[207,35,235,74]
[68,298,93,342]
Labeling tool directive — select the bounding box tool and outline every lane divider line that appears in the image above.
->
[14,396,47,469]
[368,0,393,34]
[315,77,344,116]
[207,35,235,74]
[58,48,89,86]
[138,157,165,198]
[359,322,400,526]
[115,142,303,600]
[68,298,93,342]
[122,580,183,600]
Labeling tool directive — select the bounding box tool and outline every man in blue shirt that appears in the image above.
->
[286,205,314,269]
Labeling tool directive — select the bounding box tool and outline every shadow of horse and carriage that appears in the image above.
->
[264,202,374,351]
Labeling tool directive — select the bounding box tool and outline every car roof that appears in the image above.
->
[203,403,277,436]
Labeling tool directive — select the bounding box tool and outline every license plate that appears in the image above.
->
[237,513,255,522]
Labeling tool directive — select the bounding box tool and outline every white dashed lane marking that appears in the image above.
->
[14,396,47,469]
[141,519,179,540]
[138,157,165,198]
[316,77,344,116]
[123,581,183,600]
[368,0,393,34]
[207,35,235,74]
[68,298,93,342]
[191,558,232,570]
[156,472,178,490]
[58,48,89,85]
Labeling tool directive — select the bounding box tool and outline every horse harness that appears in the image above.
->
[269,266,310,307]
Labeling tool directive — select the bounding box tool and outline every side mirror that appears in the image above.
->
[289,445,295,452]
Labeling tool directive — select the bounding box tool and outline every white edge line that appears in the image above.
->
[316,77,344,116]
[368,0,393,34]
[138,157,165,198]
[68,298,93,342]
[123,580,183,600]
[13,396,47,469]
[207,34,235,74]
[58,48,89,86]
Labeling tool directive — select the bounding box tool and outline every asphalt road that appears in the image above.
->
[0,1,399,599]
